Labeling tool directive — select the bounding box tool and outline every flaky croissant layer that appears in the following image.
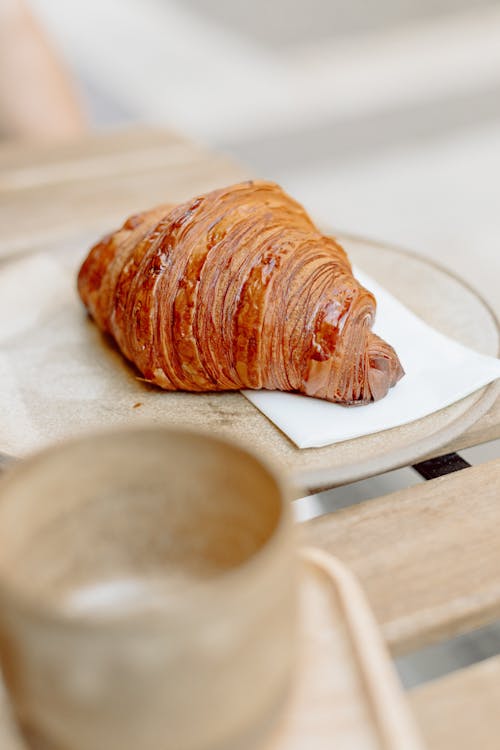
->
[78,181,404,404]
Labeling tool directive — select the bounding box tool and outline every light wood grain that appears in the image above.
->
[410,655,500,750]
[0,130,247,259]
[0,128,187,171]
[279,550,423,750]
[304,459,500,655]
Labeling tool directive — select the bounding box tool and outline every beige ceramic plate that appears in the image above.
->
[0,550,422,750]
[0,234,498,490]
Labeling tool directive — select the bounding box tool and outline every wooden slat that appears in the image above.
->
[0,127,187,172]
[0,141,203,192]
[0,128,247,259]
[0,155,246,258]
[410,655,500,750]
[304,459,500,655]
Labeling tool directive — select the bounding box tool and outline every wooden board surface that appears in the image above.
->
[410,655,500,750]
[0,128,498,488]
[0,129,247,260]
[0,128,187,171]
[304,459,500,655]
[0,551,423,750]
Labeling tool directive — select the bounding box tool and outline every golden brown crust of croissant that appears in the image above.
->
[78,181,404,404]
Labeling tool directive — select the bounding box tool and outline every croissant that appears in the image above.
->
[78,181,404,404]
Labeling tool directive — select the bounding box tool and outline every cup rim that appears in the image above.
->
[0,425,293,631]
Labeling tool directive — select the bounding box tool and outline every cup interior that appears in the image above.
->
[0,428,284,618]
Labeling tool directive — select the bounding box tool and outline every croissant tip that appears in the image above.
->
[367,349,405,402]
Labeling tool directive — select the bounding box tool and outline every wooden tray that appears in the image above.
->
[0,549,423,750]
[0,233,498,490]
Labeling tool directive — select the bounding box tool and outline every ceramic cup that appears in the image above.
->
[0,427,296,750]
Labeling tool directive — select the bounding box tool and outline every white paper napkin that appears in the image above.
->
[243,267,500,448]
